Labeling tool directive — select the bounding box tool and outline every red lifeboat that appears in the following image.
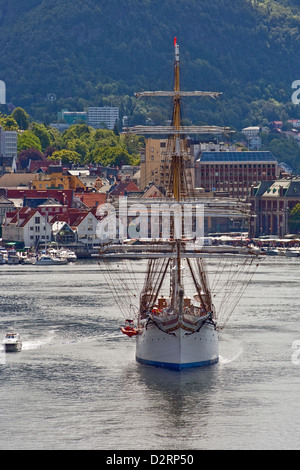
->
[121,319,139,337]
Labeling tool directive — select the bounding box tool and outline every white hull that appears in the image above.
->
[7,257,19,264]
[4,341,22,352]
[136,322,219,370]
[3,333,22,352]
[34,256,68,265]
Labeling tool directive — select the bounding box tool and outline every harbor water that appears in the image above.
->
[0,256,300,450]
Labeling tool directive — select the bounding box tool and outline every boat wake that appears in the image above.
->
[219,346,244,365]
[22,329,57,350]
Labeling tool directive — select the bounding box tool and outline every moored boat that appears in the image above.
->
[6,249,20,264]
[34,254,68,265]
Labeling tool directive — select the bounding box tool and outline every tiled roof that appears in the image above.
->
[110,181,140,196]
[5,207,40,227]
[50,209,91,228]
[74,192,106,208]
[6,189,73,207]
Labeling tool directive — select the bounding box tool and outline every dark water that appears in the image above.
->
[0,257,300,450]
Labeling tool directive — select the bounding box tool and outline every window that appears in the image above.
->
[35,217,40,224]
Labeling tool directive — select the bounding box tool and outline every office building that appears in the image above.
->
[88,107,119,130]
[195,151,278,198]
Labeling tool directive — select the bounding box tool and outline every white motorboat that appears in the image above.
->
[59,249,77,262]
[34,254,68,265]
[3,332,22,352]
[286,248,300,257]
[7,249,20,264]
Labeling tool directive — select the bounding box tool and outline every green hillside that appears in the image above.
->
[0,0,300,129]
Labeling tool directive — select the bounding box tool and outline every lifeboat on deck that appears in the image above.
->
[121,319,139,337]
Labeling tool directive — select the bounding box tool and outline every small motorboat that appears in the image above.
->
[3,332,22,352]
[34,254,68,265]
[121,319,139,337]
[7,249,20,264]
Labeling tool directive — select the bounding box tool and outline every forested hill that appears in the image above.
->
[1,0,300,128]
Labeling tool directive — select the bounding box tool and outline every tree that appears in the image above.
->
[17,148,44,169]
[17,131,42,152]
[91,146,132,166]
[0,114,19,130]
[30,123,51,151]
[113,122,120,136]
[289,203,300,234]
[66,138,89,161]
[11,107,29,130]
[48,149,81,164]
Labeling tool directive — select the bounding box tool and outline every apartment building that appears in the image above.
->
[0,126,17,172]
[88,107,119,130]
[140,139,167,190]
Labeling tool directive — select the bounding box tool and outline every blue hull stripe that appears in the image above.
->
[136,356,219,370]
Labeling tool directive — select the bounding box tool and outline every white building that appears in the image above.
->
[242,127,261,150]
[242,126,260,138]
[0,127,18,170]
[2,208,52,247]
[0,195,15,226]
[88,107,119,130]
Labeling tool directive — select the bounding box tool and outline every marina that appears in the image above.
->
[0,257,300,449]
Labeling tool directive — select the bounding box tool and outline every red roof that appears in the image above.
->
[6,189,73,207]
[110,181,140,196]
[28,160,58,172]
[75,192,106,208]
[5,207,41,228]
[50,209,91,228]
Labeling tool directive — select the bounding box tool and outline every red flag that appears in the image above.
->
[174,37,177,47]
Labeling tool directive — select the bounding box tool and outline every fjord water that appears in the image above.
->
[0,257,300,450]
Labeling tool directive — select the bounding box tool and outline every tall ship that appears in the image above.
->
[102,39,259,370]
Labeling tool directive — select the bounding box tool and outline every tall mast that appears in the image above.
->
[172,38,182,303]
[172,37,181,202]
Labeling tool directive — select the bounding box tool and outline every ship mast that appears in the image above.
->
[172,37,181,202]
[128,38,230,317]
[172,37,182,306]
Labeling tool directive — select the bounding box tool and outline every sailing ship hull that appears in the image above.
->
[136,322,218,370]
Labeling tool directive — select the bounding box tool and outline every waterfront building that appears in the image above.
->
[2,207,52,247]
[249,178,300,237]
[195,151,278,198]
[50,209,102,248]
[0,196,15,232]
